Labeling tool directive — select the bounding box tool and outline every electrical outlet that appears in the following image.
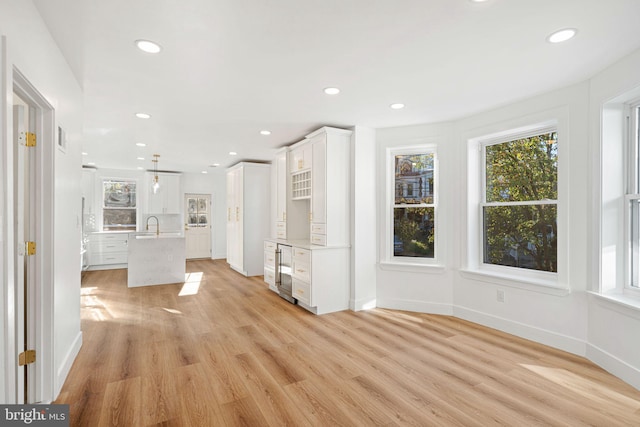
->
[497,289,505,303]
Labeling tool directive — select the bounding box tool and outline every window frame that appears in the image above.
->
[102,178,138,231]
[624,101,640,298]
[466,120,565,290]
[383,145,441,268]
[481,126,558,275]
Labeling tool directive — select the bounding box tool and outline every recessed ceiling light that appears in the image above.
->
[469,0,489,3]
[137,167,144,170]
[135,112,151,119]
[324,87,340,95]
[135,39,162,54]
[209,163,220,167]
[137,157,145,160]
[82,152,88,156]
[547,28,577,43]
[229,151,237,156]
[87,162,96,166]
[260,130,271,135]
[390,103,405,109]
[136,142,147,147]
[201,171,208,174]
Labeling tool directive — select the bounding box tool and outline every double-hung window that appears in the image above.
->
[627,102,640,293]
[102,179,137,231]
[481,129,558,274]
[390,149,437,262]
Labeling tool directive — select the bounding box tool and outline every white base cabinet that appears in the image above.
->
[86,232,129,270]
[267,239,349,315]
[227,162,271,276]
[263,240,278,292]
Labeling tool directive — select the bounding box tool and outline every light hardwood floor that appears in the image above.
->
[56,259,640,426]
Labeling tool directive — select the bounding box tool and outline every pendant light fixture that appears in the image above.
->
[152,154,160,194]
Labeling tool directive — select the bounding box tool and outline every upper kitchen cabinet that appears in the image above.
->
[308,127,352,246]
[227,162,271,276]
[289,141,312,173]
[274,149,288,239]
[146,172,182,214]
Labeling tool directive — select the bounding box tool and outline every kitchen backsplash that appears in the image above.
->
[143,214,182,232]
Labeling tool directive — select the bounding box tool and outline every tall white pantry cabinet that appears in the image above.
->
[226,162,271,276]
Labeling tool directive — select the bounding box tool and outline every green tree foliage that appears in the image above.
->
[484,133,557,272]
[394,207,434,258]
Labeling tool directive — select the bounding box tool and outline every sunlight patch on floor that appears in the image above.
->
[520,364,640,411]
[162,307,182,315]
[180,272,203,296]
[81,293,112,321]
[376,308,425,325]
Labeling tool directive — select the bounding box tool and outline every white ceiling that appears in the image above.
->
[33,0,640,173]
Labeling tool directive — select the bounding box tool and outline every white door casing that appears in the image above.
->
[5,69,56,404]
[185,194,212,259]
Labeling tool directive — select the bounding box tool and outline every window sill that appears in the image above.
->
[459,268,570,296]
[379,261,446,274]
[588,291,640,320]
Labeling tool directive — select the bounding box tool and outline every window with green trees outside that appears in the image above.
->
[482,131,558,272]
[393,152,435,259]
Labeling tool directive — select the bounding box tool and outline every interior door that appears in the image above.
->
[13,95,36,404]
[185,194,212,259]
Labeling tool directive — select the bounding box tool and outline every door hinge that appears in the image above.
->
[26,241,36,256]
[18,350,36,366]
[25,132,36,147]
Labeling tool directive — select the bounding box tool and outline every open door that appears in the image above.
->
[13,94,36,403]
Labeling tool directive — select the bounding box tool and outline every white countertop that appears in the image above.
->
[129,232,184,239]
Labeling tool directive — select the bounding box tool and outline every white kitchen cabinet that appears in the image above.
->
[308,127,352,246]
[290,244,349,314]
[289,141,312,172]
[226,162,271,276]
[86,232,129,270]
[275,150,288,239]
[146,172,181,214]
[263,240,278,292]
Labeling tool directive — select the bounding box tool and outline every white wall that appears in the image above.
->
[374,50,640,390]
[182,171,227,259]
[350,126,377,310]
[587,47,640,390]
[454,81,590,355]
[376,122,456,315]
[0,0,83,402]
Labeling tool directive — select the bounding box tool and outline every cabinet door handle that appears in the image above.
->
[236,207,240,221]
[283,212,286,221]
[228,208,231,221]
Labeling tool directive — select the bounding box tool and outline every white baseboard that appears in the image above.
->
[587,343,640,391]
[350,297,377,311]
[376,297,454,315]
[453,305,587,356]
[55,331,82,398]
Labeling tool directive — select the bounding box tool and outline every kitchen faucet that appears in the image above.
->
[146,215,160,236]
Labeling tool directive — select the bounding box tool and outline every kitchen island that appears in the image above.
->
[127,232,186,287]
